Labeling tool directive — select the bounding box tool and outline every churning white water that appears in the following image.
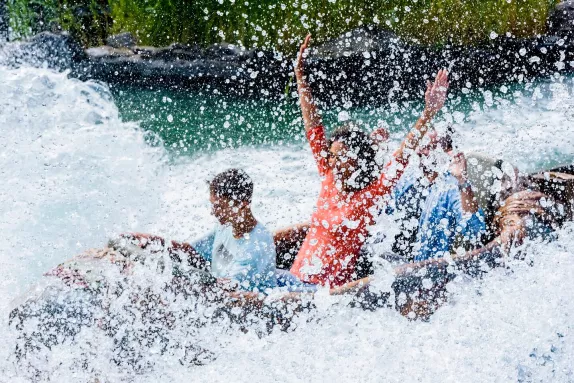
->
[1,61,574,382]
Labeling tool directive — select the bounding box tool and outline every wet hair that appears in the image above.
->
[209,168,253,203]
[328,124,379,190]
[438,125,456,152]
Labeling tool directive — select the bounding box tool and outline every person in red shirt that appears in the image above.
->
[287,34,450,287]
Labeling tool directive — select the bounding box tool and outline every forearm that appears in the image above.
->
[452,239,505,276]
[296,72,322,132]
[394,256,449,277]
[169,240,209,270]
[393,68,449,166]
[394,111,433,165]
[458,183,479,214]
[121,232,165,248]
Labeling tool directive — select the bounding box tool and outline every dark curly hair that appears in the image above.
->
[209,168,254,203]
[328,124,379,191]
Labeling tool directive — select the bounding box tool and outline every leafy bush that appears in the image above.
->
[8,0,559,50]
[7,0,110,46]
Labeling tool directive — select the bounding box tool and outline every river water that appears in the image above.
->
[1,52,574,381]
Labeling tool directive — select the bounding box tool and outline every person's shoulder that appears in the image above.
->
[213,223,233,239]
[251,222,274,240]
[253,223,277,248]
[394,167,419,193]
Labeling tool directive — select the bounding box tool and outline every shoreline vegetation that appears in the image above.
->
[7,0,560,52]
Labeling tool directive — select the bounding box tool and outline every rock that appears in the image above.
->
[307,27,426,104]
[204,43,249,60]
[3,32,86,70]
[13,19,574,105]
[85,45,135,58]
[305,25,574,105]
[312,27,403,60]
[79,38,288,98]
[547,1,574,38]
[134,43,202,61]
[106,32,137,48]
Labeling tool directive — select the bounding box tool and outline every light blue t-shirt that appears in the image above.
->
[192,222,277,292]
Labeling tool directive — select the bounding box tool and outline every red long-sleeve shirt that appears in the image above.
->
[290,125,407,286]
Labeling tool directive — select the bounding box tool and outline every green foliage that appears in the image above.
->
[8,0,559,50]
[107,0,558,50]
[7,0,110,46]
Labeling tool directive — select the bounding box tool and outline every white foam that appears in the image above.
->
[451,80,574,173]
[0,66,165,300]
[2,61,574,381]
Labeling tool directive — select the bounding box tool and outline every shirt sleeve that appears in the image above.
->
[191,231,216,262]
[457,208,487,245]
[306,125,330,177]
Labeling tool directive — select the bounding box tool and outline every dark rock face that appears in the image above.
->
[3,32,85,69]
[305,26,574,105]
[106,32,137,48]
[12,1,574,106]
[547,1,574,38]
[77,40,290,98]
[75,25,574,105]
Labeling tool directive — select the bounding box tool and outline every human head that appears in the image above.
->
[328,124,379,192]
[416,125,455,176]
[208,168,254,225]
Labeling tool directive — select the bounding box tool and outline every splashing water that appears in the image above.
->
[2,57,574,381]
[0,66,165,305]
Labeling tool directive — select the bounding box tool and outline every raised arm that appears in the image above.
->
[295,34,322,133]
[394,69,450,167]
[294,34,330,176]
[374,70,449,194]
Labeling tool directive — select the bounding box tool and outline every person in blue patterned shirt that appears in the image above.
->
[386,127,486,262]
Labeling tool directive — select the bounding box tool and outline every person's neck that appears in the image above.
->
[230,210,258,239]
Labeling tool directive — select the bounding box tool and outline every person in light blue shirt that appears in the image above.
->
[130,169,277,293]
[183,168,277,292]
[386,128,486,262]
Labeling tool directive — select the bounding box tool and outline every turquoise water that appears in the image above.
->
[111,85,426,155]
[111,79,569,170]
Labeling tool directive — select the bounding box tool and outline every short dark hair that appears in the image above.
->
[209,168,253,203]
[438,125,456,152]
[328,124,379,190]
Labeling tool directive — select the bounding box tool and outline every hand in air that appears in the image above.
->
[295,34,312,79]
[424,69,449,117]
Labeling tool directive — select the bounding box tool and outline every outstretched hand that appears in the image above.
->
[424,69,449,117]
[295,34,312,80]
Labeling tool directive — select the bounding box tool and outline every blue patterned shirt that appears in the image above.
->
[388,170,486,262]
